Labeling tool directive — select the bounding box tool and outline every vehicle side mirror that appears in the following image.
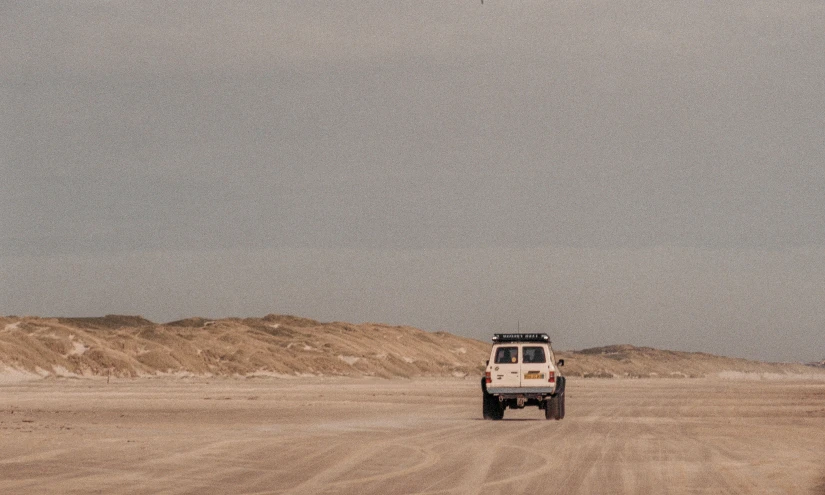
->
[557,359,564,367]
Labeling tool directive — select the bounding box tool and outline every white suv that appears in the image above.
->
[481,333,566,420]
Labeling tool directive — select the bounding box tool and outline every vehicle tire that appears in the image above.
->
[483,392,497,420]
[558,391,565,420]
[492,399,504,420]
[556,377,566,420]
[483,393,504,420]
[482,376,505,420]
[545,396,560,420]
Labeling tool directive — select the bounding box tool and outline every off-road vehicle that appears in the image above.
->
[481,333,566,420]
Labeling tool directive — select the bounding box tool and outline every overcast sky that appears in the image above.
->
[2,1,824,362]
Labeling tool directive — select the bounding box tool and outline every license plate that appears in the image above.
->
[524,373,544,380]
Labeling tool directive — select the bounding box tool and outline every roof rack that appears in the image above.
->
[492,333,550,343]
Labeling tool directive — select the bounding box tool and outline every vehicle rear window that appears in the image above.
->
[522,346,546,364]
[494,346,519,364]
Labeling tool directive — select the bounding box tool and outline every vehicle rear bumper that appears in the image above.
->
[486,386,556,397]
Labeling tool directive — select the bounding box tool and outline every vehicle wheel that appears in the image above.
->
[482,377,492,419]
[545,396,560,420]
[483,393,504,420]
[483,392,497,420]
[492,399,504,420]
[557,377,566,420]
[558,391,566,420]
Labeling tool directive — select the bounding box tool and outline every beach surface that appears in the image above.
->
[2,376,825,494]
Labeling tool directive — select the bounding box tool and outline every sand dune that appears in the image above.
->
[559,344,825,379]
[1,314,823,380]
[0,314,488,379]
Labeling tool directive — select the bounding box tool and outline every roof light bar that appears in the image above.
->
[492,333,550,343]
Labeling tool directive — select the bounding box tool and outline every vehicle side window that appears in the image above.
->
[522,346,546,364]
[494,346,519,364]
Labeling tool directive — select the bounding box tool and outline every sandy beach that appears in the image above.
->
[2,376,824,494]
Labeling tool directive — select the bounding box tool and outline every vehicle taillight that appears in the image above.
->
[548,371,555,383]
[485,371,491,384]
